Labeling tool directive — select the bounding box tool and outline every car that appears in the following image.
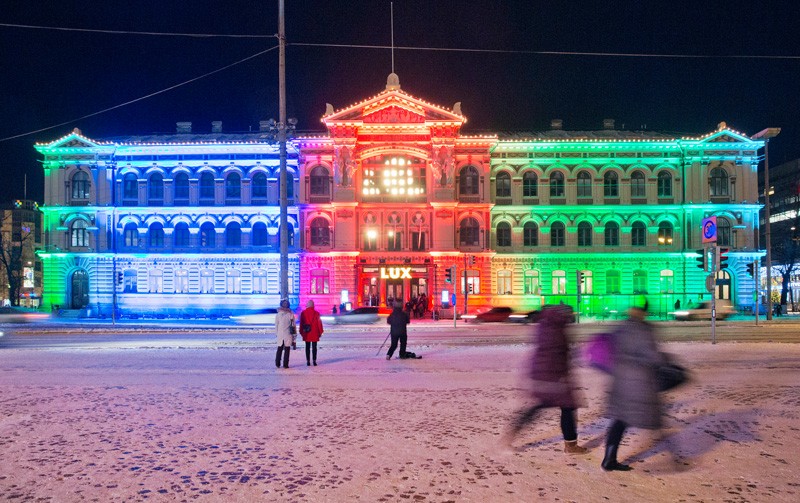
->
[0,306,49,323]
[231,308,279,325]
[321,306,380,325]
[462,306,540,324]
[674,300,735,321]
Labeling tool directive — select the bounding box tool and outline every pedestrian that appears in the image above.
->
[274,299,296,369]
[300,299,324,366]
[503,304,588,454]
[386,301,410,360]
[601,299,668,471]
[674,299,680,310]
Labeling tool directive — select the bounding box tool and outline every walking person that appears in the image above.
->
[504,304,588,454]
[601,299,668,471]
[386,301,410,360]
[299,300,324,366]
[275,299,296,369]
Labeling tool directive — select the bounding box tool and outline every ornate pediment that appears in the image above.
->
[363,104,426,124]
[696,127,752,145]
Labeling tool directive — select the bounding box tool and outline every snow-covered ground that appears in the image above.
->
[1,340,798,502]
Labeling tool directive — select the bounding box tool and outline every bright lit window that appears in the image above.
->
[311,269,330,294]
[524,269,540,295]
[497,270,512,294]
[226,269,241,293]
[660,270,674,294]
[552,270,566,295]
[361,156,426,198]
[148,269,163,293]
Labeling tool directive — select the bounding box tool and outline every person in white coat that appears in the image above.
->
[275,299,296,369]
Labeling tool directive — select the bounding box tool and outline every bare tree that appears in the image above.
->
[772,214,800,310]
[0,211,33,307]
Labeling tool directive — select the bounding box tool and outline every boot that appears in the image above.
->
[601,445,632,471]
[564,440,588,454]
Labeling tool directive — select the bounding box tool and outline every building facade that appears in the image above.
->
[1,199,43,307]
[35,75,765,318]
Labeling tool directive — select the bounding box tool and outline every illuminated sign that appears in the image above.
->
[23,267,34,288]
[380,267,412,279]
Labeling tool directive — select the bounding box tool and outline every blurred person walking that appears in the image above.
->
[601,299,668,471]
[275,299,296,369]
[299,300,324,366]
[504,304,588,454]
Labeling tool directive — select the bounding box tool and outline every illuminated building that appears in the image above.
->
[35,75,764,317]
[1,200,42,307]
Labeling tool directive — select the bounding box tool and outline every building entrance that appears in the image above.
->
[70,269,90,309]
[385,280,404,307]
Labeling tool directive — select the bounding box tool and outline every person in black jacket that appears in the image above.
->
[386,301,411,360]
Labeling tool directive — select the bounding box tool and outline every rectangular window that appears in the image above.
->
[497,270,512,295]
[175,270,189,293]
[148,270,163,293]
[411,231,426,251]
[310,269,330,294]
[524,270,540,295]
[551,270,566,295]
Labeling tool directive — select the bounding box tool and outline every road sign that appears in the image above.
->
[702,216,717,243]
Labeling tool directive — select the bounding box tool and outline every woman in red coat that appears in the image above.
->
[299,300,324,366]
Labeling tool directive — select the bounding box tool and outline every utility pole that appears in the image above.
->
[278,0,289,301]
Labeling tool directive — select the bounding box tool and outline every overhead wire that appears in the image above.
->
[0,45,279,143]
[2,22,800,59]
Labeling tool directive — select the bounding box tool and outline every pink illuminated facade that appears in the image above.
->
[296,74,495,314]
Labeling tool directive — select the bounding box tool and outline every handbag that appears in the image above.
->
[585,332,614,374]
[289,320,296,335]
[656,363,688,391]
[302,323,312,333]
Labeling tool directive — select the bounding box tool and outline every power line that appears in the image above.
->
[0,22,275,38]
[3,22,800,59]
[0,46,279,143]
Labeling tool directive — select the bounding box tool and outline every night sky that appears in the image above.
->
[2,0,799,203]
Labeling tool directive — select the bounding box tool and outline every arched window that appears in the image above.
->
[549,171,565,197]
[459,166,480,195]
[199,172,215,203]
[633,269,648,294]
[496,222,511,247]
[251,172,267,202]
[709,167,729,196]
[149,222,164,247]
[226,222,242,247]
[606,270,621,294]
[631,171,646,198]
[497,270,512,295]
[310,166,331,197]
[577,170,593,198]
[523,171,538,198]
[174,222,190,247]
[71,171,90,200]
[578,221,593,247]
[604,222,620,246]
[310,217,331,246]
[123,222,139,247]
[523,221,538,247]
[226,269,241,293]
[148,172,164,205]
[459,217,480,246]
[657,171,672,197]
[603,171,619,197]
[174,172,190,204]
[523,269,540,295]
[717,217,732,246]
[496,171,511,198]
[660,269,674,294]
[310,269,330,294]
[252,222,268,246]
[550,221,565,247]
[70,219,89,248]
[657,221,673,246]
[200,222,216,247]
[122,173,138,203]
[225,173,241,204]
[631,221,647,247]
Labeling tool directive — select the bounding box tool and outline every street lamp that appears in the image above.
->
[753,127,781,320]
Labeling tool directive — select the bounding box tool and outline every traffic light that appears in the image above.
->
[116,271,123,285]
[717,247,730,270]
[445,266,453,283]
[695,249,707,271]
[469,255,476,266]
[468,283,474,294]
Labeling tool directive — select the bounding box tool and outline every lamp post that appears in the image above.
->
[753,127,781,320]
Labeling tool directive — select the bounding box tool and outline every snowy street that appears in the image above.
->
[1,326,799,501]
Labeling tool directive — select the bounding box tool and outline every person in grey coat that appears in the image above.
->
[504,304,588,454]
[601,300,668,471]
[274,299,296,369]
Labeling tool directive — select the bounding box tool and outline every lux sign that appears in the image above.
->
[380,267,412,279]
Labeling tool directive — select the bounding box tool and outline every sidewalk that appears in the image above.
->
[1,342,799,501]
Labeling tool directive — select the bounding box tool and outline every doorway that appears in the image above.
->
[70,269,90,309]
[385,280,404,307]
